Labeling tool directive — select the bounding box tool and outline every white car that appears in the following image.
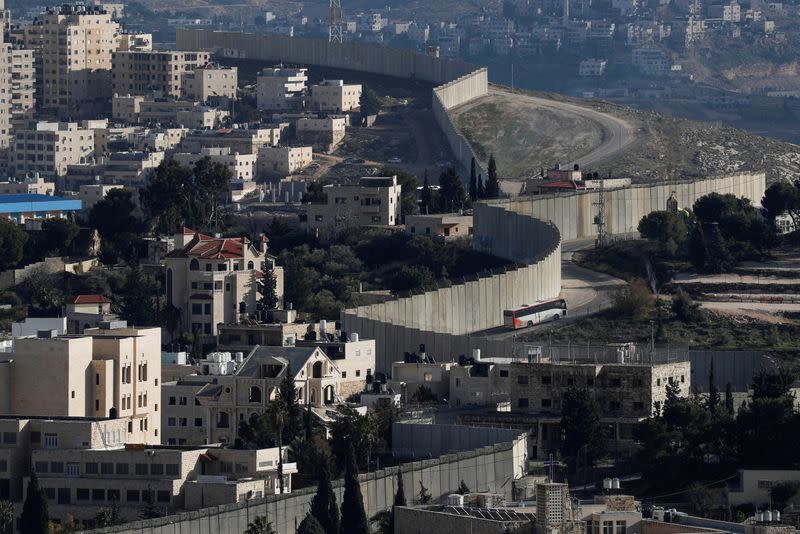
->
[387,156,402,164]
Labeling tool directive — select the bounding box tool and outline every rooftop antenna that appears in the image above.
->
[329,0,343,43]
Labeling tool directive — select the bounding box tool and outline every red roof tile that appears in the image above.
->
[74,295,112,304]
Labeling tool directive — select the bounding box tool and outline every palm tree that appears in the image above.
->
[244,516,275,534]
[0,501,14,534]
[267,397,289,493]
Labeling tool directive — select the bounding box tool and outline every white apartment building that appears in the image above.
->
[181,64,238,103]
[103,151,164,186]
[256,67,308,111]
[164,228,284,338]
[0,324,161,444]
[78,183,123,209]
[36,4,120,117]
[632,47,670,76]
[181,126,285,154]
[112,95,229,129]
[0,175,55,195]
[295,116,346,149]
[8,46,34,125]
[309,80,362,113]
[173,146,256,181]
[256,145,312,177]
[115,32,152,52]
[111,50,212,98]
[12,121,97,179]
[579,58,608,76]
[301,176,402,236]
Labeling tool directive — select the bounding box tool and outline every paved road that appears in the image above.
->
[475,245,627,340]
[488,87,639,169]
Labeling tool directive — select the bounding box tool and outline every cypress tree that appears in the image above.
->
[458,480,470,495]
[469,157,478,201]
[310,464,340,534]
[477,174,485,199]
[725,382,735,415]
[278,364,301,443]
[486,155,500,198]
[259,260,279,321]
[20,470,48,534]
[708,359,720,413]
[340,445,369,534]
[297,513,325,534]
[394,471,406,507]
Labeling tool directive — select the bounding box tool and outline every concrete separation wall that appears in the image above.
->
[481,172,766,243]
[342,208,562,371]
[81,432,527,534]
[176,29,490,178]
[392,422,525,463]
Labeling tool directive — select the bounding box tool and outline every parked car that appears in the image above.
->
[387,156,402,164]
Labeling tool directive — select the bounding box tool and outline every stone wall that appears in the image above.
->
[80,433,527,534]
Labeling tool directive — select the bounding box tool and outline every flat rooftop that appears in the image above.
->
[0,194,82,214]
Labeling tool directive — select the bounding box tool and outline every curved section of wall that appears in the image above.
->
[343,206,561,372]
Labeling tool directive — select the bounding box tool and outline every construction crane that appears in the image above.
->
[329,0,343,43]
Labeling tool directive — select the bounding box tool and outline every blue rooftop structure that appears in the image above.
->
[0,194,82,222]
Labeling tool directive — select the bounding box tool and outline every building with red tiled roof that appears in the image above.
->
[165,228,284,338]
[65,295,118,333]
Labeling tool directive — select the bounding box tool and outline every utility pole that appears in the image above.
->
[328,0,343,43]
[593,172,607,247]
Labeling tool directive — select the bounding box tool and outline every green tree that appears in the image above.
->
[771,481,800,511]
[330,405,376,470]
[278,364,302,444]
[94,497,120,528]
[458,480,470,495]
[259,261,279,321]
[420,174,435,215]
[139,487,160,519]
[437,167,467,213]
[20,470,48,534]
[477,174,485,199]
[245,516,276,534]
[612,278,654,319]
[340,445,369,534]
[310,464,340,534]
[671,288,703,322]
[39,217,80,257]
[469,157,478,201]
[394,471,406,506]
[724,382,734,415]
[296,513,326,534]
[485,155,501,198]
[708,360,719,413]
[0,218,28,271]
[358,86,382,119]
[637,211,689,254]
[761,181,799,225]
[115,268,160,327]
[0,500,14,534]
[140,158,230,234]
[560,388,605,474]
[418,481,432,504]
[88,188,145,264]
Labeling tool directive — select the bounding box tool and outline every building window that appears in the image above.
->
[58,488,71,505]
[167,418,176,427]
[85,462,99,474]
[517,375,529,385]
[76,488,90,501]
[100,463,113,475]
[518,398,529,408]
[127,490,140,502]
[499,369,509,377]
[116,463,129,475]
[541,376,552,384]
[611,378,621,387]
[66,463,80,477]
[108,489,121,502]
[249,386,262,403]
[135,463,148,476]
[34,462,48,474]
[151,464,164,476]
[43,433,58,449]
[92,489,105,502]
[166,464,179,476]
[189,259,199,270]
[50,462,64,474]
[157,491,171,503]
[541,399,552,408]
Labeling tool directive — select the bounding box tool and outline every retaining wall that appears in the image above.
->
[81,434,527,534]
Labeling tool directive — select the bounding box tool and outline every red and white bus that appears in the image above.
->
[503,298,567,329]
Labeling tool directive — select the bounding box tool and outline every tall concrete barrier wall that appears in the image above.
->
[176,29,490,179]
[343,207,562,371]
[432,69,489,177]
[488,172,766,242]
[81,433,526,534]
